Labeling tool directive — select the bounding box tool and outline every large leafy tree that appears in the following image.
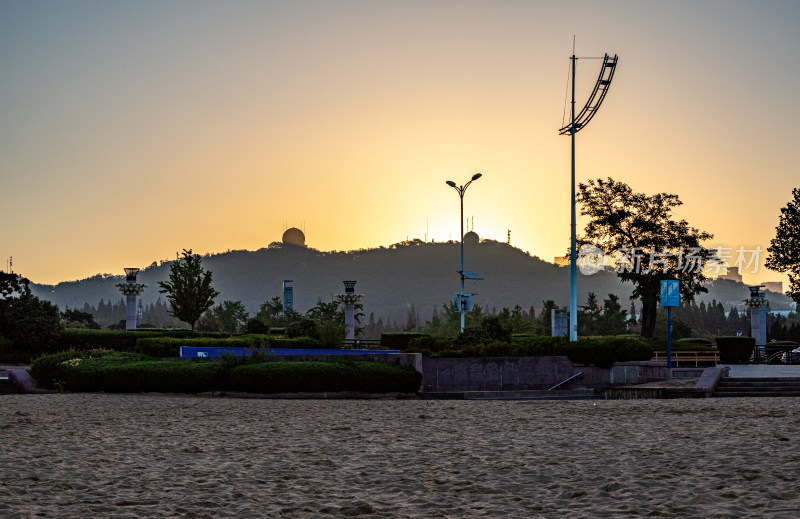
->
[158,250,219,331]
[766,187,800,304]
[0,272,64,355]
[577,178,715,338]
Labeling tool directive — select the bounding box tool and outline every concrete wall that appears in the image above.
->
[422,357,669,392]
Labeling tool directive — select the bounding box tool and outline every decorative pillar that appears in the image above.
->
[745,285,767,346]
[341,281,358,342]
[116,268,147,330]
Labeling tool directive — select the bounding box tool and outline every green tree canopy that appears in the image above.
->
[578,178,714,338]
[198,300,249,333]
[1,272,64,356]
[158,250,219,331]
[766,187,800,304]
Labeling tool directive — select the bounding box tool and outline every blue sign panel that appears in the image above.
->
[179,347,401,358]
[660,280,680,307]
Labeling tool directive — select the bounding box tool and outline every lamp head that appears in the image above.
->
[445,181,456,187]
[471,173,482,181]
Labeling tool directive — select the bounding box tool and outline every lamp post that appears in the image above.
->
[446,172,482,333]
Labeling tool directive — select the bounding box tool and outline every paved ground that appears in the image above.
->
[720,364,800,377]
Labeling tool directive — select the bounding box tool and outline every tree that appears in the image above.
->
[580,292,601,336]
[0,272,64,356]
[198,300,248,333]
[578,178,715,338]
[596,294,627,336]
[158,249,219,331]
[62,308,101,329]
[766,187,800,304]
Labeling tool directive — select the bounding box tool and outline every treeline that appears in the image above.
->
[657,299,800,342]
[74,292,800,343]
[69,298,183,329]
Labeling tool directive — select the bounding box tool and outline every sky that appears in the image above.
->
[2,0,799,287]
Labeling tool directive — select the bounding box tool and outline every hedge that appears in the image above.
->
[407,336,453,354]
[230,360,422,394]
[381,332,428,351]
[425,336,654,368]
[714,336,756,364]
[30,350,421,394]
[30,349,150,390]
[58,329,238,353]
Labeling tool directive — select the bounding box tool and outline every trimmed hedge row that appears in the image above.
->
[30,350,421,394]
[408,336,653,368]
[230,360,422,394]
[58,329,237,353]
[381,332,428,350]
[30,349,150,390]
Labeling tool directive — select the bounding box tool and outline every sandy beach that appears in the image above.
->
[2,394,799,518]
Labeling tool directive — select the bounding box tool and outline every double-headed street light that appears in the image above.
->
[446,172,483,333]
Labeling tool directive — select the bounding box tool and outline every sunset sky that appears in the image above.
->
[2,0,799,287]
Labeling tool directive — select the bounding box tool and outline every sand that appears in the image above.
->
[2,394,799,518]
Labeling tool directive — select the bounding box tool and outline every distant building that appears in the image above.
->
[764,281,783,294]
[718,268,743,283]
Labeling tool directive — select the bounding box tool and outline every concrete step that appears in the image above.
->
[421,389,599,400]
[714,376,800,398]
[714,391,800,398]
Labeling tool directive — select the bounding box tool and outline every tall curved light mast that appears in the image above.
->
[559,53,617,341]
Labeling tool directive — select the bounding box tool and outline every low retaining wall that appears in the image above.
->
[422,357,668,392]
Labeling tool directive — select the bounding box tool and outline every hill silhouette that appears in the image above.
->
[30,240,793,324]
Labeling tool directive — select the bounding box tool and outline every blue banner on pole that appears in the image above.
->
[660,280,680,307]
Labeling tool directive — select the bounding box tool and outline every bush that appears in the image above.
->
[286,318,318,339]
[244,318,271,335]
[58,329,237,353]
[407,336,453,354]
[91,361,229,393]
[715,336,756,364]
[431,336,653,368]
[230,360,422,394]
[381,332,428,351]
[30,349,149,389]
[455,315,511,346]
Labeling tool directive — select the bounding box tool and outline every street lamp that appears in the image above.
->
[446,172,483,333]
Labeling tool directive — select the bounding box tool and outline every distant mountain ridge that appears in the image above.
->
[30,241,794,323]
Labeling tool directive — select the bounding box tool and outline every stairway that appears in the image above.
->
[714,377,800,398]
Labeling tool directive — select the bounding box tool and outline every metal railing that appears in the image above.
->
[548,371,583,391]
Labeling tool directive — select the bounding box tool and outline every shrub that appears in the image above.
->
[92,361,229,393]
[30,349,148,389]
[455,315,511,346]
[407,336,453,354]
[381,332,428,351]
[286,318,318,339]
[230,360,422,394]
[432,336,653,368]
[715,336,756,364]
[244,318,271,335]
[58,329,237,353]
